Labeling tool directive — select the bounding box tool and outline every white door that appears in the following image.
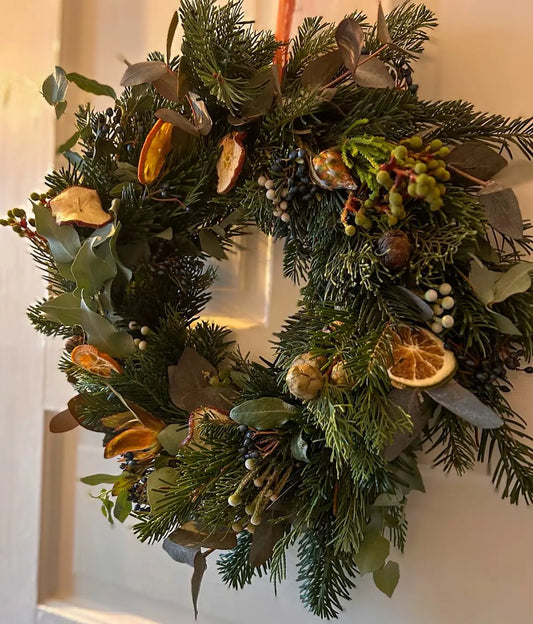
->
[2,1,533,624]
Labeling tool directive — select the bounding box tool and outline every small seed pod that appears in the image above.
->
[330,361,351,386]
[376,230,411,271]
[286,364,323,401]
[290,352,327,369]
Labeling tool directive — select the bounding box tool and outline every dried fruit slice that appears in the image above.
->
[182,406,231,447]
[71,344,123,377]
[49,186,111,227]
[216,132,246,194]
[138,119,174,184]
[387,326,456,389]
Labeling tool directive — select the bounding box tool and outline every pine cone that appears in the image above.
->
[286,364,323,401]
[65,334,85,353]
[376,230,411,271]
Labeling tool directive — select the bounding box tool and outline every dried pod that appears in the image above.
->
[290,352,327,369]
[311,149,357,191]
[330,361,352,386]
[286,364,323,401]
[376,230,411,271]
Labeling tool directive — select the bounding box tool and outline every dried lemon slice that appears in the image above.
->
[387,326,456,389]
[71,344,123,377]
[138,119,174,184]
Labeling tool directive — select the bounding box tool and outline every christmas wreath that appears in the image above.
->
[4,0,533,618]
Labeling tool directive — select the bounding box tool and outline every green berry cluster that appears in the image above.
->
[375,137,451,221]
[0,207,36,238]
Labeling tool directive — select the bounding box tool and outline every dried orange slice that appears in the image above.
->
[71,344,123,377]
[138,119,173,184]
[216,132,246,194]
[387,326,456,389]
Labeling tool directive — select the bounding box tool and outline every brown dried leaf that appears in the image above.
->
[152,71,179,101]
[169,521,237,550]
[479,182,523,240]
[335,18,364,72]
[49,408,78,433]
[120,61,168,86]
[377,2,393,44]
[355,56,394,88]
[301,49,343,88]
[249,515,286,568]
[446,141,507,182]
[155,108,199,135]
[187,92,213,135]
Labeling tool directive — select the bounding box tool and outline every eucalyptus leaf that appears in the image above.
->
[230,397,298,430]
[354,532,390,574]
[166,10,179,64]
[239,69,276,118]
[479,183,523,240]
[394,286,434,321]
[71,239,117,298]
[377,2,393,44]
[187,92,213,135]
[373,560,400,598]
[168,347,236,412]
[49,408,79,433]
[66,72,116,99]
[446,141,507,182]
[489,310,521,335]
[383,388,433,461]
[41,292,82,326]
[301,49,343,88]
[191,551,208,620]
[290,430,309,462]
[158,424,188,455]
[80,473,120,486]
[168,521,237,550]
[57,130,81,154]
[147,467,179,513]
[372,493,402,507]
[468,259,499,305]
[54,100,67,119]
[63,150,83,167]
[153,71,179,102]
[155,107,199,135]
[355,56,394,88]
[33,203,81,266]
[249,513,285,567]
[335,18,364,72]
[41,66,68,106]
[162,538,198,566]
[113,489,132,523]
[425,380,502,428]
[80,295,135,357]
[198,229,227,260]
[492,262,533,304]
[120,61,168,86]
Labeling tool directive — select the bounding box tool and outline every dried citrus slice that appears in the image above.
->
[216,132,246,194]
[387,326,456,389]
[71,344,123,377]
[49,186,111,228]
[138,119,174,184]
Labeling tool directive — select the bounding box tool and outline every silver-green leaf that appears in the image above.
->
[230,397,299,430]
[373,560,400,598]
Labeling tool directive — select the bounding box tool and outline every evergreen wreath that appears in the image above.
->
[4,0,533,618]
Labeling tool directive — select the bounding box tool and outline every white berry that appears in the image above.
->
[281,188,289,198]
[134,338,141,347]
[441,296,455,310]
[245,458,257,470]
[138,340,148,351]
[424,289,438,302]
[266,189,277,201]
[273,209,282,217]
[431,322,443,334]
[441,314,455,328]
[257,175,267,187]
[280,212,290,222]
[128,320,139,330]
[439,283,452,296]
[279,200,288,211]
[140,325,151,336]
[432,304,443,315]
[264,179,275,190]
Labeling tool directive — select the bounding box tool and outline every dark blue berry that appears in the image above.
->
[271,163,283,173]
[239,447,247,455]
[524,367,533,374]
[237,424,248,433]
[297,148,305,159]
[288,150,298,160]
[124,451,134,460]
[106,107,114,117]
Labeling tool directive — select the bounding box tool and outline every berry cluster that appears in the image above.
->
[258,147,318,221]
[128,320,151,351]
[424,283,455,333]
[341,193,372,235]
[0,206,39,238]
[375,137,451,220]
